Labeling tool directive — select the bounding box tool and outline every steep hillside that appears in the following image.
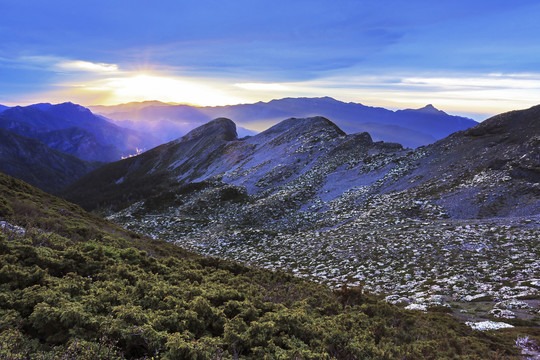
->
[0,103,154,161]
[36,127,122,162]
[62,117,242,210]
[0,128,101,193]
[91,97,476,148]
[0,115,123,161]
[384,104,540,218]
[2,173,531,358]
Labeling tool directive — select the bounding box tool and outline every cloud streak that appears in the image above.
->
[234,83,289,91]
[0,56,120,74]
[57,60,119,73]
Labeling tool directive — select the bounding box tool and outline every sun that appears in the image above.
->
[91,73,244,106]
[105,74,242,106]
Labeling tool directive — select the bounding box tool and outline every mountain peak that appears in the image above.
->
[417,104,446,115]
[300,116,346,135]
[28,103,53,111]
[181,117,238,142]
[464,104,540,139]
[53,102,91,112]
[261,116,346,138]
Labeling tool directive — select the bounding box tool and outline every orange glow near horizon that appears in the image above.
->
[5,68,540,122]
[87,73,246,106]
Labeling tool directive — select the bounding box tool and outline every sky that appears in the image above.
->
[1,0,540,120]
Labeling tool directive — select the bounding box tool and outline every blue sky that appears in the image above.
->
[1,0,540,119]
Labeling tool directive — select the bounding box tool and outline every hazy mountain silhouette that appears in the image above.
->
[91,97,476,148]
[0,128,101,192]
[0,103,155,161]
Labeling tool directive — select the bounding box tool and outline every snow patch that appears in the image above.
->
[465,321,514,331]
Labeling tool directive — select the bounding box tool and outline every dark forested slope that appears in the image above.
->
[0,128,101,193]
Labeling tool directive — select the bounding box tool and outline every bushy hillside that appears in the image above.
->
[0,172,531,359]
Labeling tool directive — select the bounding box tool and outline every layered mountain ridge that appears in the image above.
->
[0,102,153,162]
[64,106,538,219]
[0,128,101,192]
[91,96,477,148]
[62,115,406,210]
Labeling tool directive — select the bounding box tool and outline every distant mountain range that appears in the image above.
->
[0,103,154,162]
[0,128,101,193]
[0,98,479,192]
[91,97,478,148]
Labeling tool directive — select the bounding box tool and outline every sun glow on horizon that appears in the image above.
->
[6,57,540,121]
[81,73,245,106]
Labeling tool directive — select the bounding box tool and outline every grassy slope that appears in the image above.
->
[0,172,534,359]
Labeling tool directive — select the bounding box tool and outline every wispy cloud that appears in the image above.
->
[234,83,289,91]
[0,55,63,71]
[0,56,120,75]
[57,60,119,73]
[401,73,540,91]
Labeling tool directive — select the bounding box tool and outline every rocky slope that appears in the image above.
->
[63,106,540,323]
[385,104,540,218]
[62,116,405,210]
[92,96,477,148]
[0,128,101,192]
